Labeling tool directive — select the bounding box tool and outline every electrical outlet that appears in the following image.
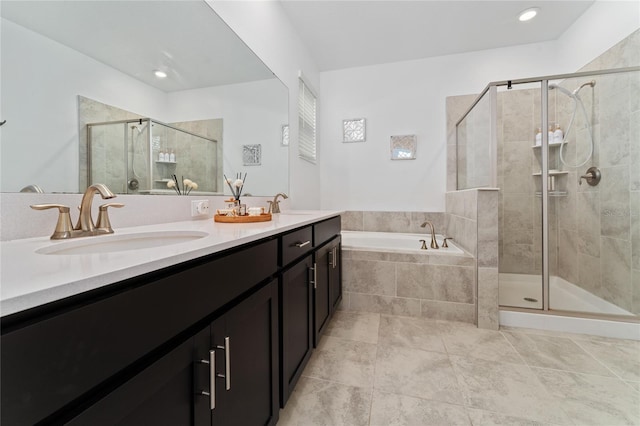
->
[191,199,210,217]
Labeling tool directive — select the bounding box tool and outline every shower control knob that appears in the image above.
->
[579,167,601,186]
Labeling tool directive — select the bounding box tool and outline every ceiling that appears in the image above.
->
[1,1,275,92]
[279,0,595,71]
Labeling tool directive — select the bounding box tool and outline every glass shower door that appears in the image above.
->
[497,82,544,309]
[548,69,639,318]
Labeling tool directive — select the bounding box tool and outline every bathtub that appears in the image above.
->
[341,231,465,255]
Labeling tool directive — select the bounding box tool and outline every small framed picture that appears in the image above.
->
[390,135,417,160]
[243,144,262,166]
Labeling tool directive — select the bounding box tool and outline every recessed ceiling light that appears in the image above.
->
[518,7,540,22]
[154,70,167,79]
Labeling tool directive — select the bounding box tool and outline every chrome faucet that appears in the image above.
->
[267,192,288,214]
[31,183,123,240]
[420,221,439,249]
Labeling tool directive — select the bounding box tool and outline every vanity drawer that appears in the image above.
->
[314,216,341,247]
[281,226,313,266]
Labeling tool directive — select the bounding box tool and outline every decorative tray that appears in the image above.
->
[214,213,272,223]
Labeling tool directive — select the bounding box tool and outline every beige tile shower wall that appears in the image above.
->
[555,30,640,314]
[79,96,143,192]
[445,189,499,329]
[341,211,446,235]
[171,119,223,193]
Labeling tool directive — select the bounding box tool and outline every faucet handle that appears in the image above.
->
[442,237,453,248]
[30,204,74,239]
[96,203,124,233]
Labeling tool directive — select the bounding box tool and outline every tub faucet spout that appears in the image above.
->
[420,221,439,249]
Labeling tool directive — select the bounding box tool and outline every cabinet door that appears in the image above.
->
[67,335,197,426]
[195,280,279,426]
[280,254,313,406]
[313,243,332,347]
[329,237,342,311]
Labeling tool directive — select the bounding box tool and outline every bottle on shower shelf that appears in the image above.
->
[553,123,564,144]
[535,128,542,146]
[548,125,554,144]
[169,149,176,162]
[159,150,165,162]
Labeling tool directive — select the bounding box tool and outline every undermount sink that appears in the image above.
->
[36,230,209,255]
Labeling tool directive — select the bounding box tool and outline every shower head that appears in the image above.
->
[131,123,148,134]
[549,80,595,97]
[548,83,574,97]
[572,80,596,95]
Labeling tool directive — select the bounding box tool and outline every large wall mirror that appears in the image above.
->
[1,1,289,197]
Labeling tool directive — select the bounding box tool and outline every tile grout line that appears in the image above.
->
[367,314,382,426]
[569,337,630,381]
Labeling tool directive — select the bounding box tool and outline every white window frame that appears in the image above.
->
[298,71,317,164]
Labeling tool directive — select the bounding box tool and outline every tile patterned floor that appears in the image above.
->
[278,311,640,426]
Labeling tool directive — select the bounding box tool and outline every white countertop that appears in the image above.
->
[1,210,342,317]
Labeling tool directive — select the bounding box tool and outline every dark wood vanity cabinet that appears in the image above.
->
[280,253,314,406]
[195,279,279,426]
[1,238,278,425]
[1,215,341,425]
[313,235,342,347]
[279,216,342,407]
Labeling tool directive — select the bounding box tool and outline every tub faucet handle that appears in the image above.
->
[419,239,428,250]
[442,237,453,248]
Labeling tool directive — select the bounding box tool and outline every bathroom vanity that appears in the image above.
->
[0,212,342,425]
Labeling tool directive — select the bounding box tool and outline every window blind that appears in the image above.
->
[298,77,317,163]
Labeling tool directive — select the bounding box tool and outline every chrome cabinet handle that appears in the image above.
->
[198,350,215,410]
[216,337,231,391]
[333,247,338,268]
[295,240,311,248]
[328,250,334,268]
[310,264,317,289]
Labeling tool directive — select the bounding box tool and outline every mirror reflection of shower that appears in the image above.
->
[87,118,219,195]
[129,119,149,191]
[549,80,596,168]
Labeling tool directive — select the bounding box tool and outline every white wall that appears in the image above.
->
[317,0,639,212]
[207,0,322,209]
[318,41,559,211]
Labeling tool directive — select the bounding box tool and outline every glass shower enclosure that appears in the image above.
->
[456,66,640,321]
[87,119,218,195]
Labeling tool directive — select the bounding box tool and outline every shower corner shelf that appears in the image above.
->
[532,170,568,176]
[531,141,563,149]
[535,191,568,197]
[155,160,177,164]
